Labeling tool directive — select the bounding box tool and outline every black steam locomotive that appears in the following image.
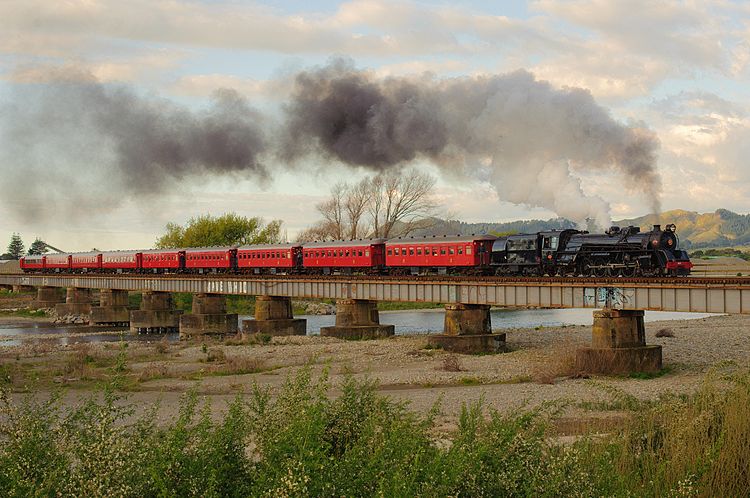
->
[491,224,693,277]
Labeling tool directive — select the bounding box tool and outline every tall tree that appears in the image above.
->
[27,238,49,255]
[345,179,372,239]
[6,233,24,260]
[155,213,283,248]
[368,169,437,238]
[298,168,437,241]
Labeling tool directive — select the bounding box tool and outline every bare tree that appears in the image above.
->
[317,182,346,240]
[298,168,438,241]
[370,169,438,238]
[345,178,371,239]
[296,223,333,242]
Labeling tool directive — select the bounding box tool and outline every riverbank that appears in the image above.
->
[1,314,747,420]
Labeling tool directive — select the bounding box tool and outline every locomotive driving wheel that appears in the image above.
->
[579,258,593,277]
[622,266,636,277]
[593,260,607,278]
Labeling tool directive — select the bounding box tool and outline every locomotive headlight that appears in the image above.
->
[667,238,674,246]
[652,240,659,247]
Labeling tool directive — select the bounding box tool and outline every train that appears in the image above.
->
[19,224,693,277]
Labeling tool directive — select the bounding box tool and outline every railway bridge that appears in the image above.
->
[2,273,749,374]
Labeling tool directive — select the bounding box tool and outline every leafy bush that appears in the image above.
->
[1,367,749,496]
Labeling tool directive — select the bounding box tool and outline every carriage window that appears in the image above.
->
[387,249,393,256]
[365,250,370,257]
[394,248,400,255]
[409,248,414,256]
[358,250,363,257]
[466,246,472,255]
[551,237,559,250]
[417,248,422,255]
[432,248,438,256]
[345,250,350,257]
[449,248,455,255]
[440,248,446,255]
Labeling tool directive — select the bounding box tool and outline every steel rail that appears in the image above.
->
[2,272,750,287]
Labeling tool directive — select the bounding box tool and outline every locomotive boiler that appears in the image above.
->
[491,224,692,277]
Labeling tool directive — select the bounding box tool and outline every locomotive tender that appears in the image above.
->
[19,224,692,277]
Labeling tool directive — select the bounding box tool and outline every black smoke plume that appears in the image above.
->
[281,59,661,227]
[1,68,267,220]
[1,60,661,227]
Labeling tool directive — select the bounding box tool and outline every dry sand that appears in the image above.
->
[2,312,748,427]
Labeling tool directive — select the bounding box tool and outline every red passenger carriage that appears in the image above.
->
[302,239,386,272]
[184,247,235,272]
[141,249,184,272]
[101,251,141,271]
[236,244,300,273]
[19,256,44,272]
[45,253,72,271]
[71,252,102,272]
[385,235,495,272]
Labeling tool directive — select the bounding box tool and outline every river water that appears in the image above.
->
[0,308,720,346]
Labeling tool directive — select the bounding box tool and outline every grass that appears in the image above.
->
[0,289,34,297]
[458,376,483,385]
[3,366,750,496]
[628,365,674,380]
[225,295,256,314]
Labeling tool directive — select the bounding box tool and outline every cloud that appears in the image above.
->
[1,0,745,103]
[171,74,292,99]
[643,90,750,213]
[5,51,183,84]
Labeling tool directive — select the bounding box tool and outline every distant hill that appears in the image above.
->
[409,218,576,238]
[409,209,750,249]
[616,209,750,248]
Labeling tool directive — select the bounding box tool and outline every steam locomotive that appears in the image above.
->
[20,224,692,277]
[492,224,692,277]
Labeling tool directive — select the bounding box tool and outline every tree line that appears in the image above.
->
[3,168,439,258]
[2,234,47,260]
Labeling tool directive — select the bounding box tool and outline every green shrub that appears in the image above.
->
[1,367,749,496]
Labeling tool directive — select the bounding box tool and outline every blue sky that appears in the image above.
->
[1,0,749,251]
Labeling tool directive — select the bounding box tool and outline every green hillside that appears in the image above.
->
[412,209,750,249]
[615,209,750,248]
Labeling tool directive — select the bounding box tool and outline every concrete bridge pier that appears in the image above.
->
[427,304,506,353]
[320,299,395,340]
[575,309,662,375]
[91,289,130,325]
[179,293,238,339]
[130,292,182,334]
[55,288,93,317]
[242,296,306,336]
[30,286,65,309]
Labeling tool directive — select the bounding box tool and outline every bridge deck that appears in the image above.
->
[3,273,749,314]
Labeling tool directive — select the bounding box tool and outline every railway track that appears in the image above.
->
[4,272,749,286]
